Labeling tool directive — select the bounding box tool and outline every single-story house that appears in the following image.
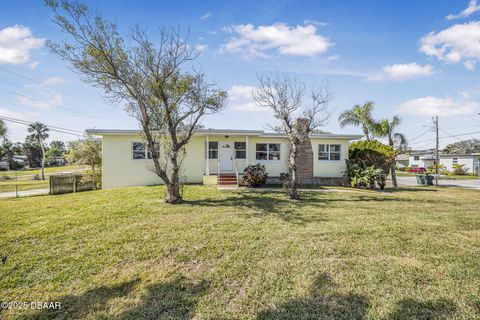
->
[86,128,362,188]
[408,151,480,173]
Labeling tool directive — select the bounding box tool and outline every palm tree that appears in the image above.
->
[338,102,375,140]
[27,122,49,180]
[374,115,407,187]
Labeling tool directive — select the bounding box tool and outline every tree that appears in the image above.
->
[349,140,395,174]
[27,122,49,179]
[46,0,227,203]
[338,102,375,140]
[253,75,331,200]
[1,139,14,165]
[444,139,480,154]
[23,137,43,168]
[0,119,7,139]
[67,137,101,185]
[373,115,407,187]
[50,140,66,155]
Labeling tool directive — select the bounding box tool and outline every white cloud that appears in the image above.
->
[446,0,480,20]
[398,96,479,117]
[228,85,269,112]
[0,25,45,64]
[367,63,435,81]
[196,44,208,52]
[200,12,212,20]
[25,76,67,89]
[420,22,480,70]
[18,94,63,111]
[29,61,40,69]
[222,22,333,58]
[323,54,339,63]
[303,20,328,27]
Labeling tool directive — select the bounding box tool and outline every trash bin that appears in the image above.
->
[416,175,425,185]
[424,175,434,185]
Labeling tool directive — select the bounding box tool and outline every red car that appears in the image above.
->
[407,167,427,173]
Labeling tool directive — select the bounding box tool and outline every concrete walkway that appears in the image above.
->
[0,188,49,198]
[397,176,480,190]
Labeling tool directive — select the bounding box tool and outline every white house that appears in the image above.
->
[86,128,362,189]
[408,151,480,173]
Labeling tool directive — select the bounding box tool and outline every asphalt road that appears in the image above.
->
[397,176,480,190]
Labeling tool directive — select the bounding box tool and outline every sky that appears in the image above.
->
[1,0,480,150]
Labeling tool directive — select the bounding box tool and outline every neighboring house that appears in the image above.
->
[408,151,480,173]
[86,129,362,188]
[0,160,9,171]
[395,154,409,168]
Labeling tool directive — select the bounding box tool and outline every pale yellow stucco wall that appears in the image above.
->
[100,134,352,188]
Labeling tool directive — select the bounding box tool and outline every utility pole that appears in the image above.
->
[434,115,439,186]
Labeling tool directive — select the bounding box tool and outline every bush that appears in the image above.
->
[427,164,447,174]
[345,159,386,190]
[9,160,25,170]
[452,164,468,175]
[349,140,395,174]
[279,172,292,191]
[243,164,268,188]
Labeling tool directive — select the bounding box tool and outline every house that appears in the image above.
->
[395,154,409,168]
[86,129,362,188]
[408,151,480,173]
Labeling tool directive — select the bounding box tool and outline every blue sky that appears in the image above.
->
[1,0,480,149]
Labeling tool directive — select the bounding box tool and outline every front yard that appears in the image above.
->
[1,186,479,319]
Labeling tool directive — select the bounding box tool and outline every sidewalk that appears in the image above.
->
[0,188,49,198]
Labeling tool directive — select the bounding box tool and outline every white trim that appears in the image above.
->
[317,143,342,161]
[205,135,209,175]
[245,136,249,166]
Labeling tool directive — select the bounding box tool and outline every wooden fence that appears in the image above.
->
[49,174,95,195]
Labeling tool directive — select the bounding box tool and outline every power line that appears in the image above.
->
[439,128,464,142]
[0,116,84,135]
[0,87,111,123]
[409,130,480,145]
[408,129,431,143]
[0,116,85,137]
[0,66,35,82]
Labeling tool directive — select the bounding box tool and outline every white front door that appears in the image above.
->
[219,141,233,171]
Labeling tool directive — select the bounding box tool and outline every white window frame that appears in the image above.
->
[413,156,420,161]
[205,141,218,159]
[452,157,458,164]
[132,141,159,160]
[234,141,246,159]
[255,143,281,161]
[318,144,341,161]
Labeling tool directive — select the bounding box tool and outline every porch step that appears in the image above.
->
[218,173,238,187]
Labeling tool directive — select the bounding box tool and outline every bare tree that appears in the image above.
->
[46,0,227,203]
[253,75,331,200]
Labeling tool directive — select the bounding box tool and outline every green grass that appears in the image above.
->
[396,171,479,180]
[1,186,479,319]
[0,165,88,193]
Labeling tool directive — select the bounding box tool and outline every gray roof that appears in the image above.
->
[85,128,363,140]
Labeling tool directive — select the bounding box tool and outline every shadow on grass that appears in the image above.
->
[22,277,208,320]
[257,273,370,319]
[385,298,457,320]
[183,189,444,224]
[384,187,439,193]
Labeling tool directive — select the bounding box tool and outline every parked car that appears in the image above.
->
[407,167,426,173]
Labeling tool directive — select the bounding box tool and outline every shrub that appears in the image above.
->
[349,140,395,174]
[427,164,447,174]
[9,160,25,170]
[345,159,385,190]
[243,164,268,188]
[452,164,468,175]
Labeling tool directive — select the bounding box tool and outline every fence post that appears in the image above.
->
[73,176,76,193]
[15,184,18,198]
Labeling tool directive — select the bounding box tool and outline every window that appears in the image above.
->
[452,157,458,164]
[132,142,159,160]
[133,142,146,159]
[206,141,218,159]
[413,156,420,161]
[234,142,246,159]
[256,143,281,161]
[318,144,341,161]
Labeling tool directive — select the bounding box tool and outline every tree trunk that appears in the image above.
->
[40,138,45,180]
[165,182,182,203]
[165,151,182,204]
[288,144,300,200]
[390,162,398,187]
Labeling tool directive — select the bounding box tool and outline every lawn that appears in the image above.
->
[396,171,479,180]
[0,165,88,193]
[1,186,479,319]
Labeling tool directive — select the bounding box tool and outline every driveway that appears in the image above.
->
[397,176,480,189]
[0,188,49,198]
